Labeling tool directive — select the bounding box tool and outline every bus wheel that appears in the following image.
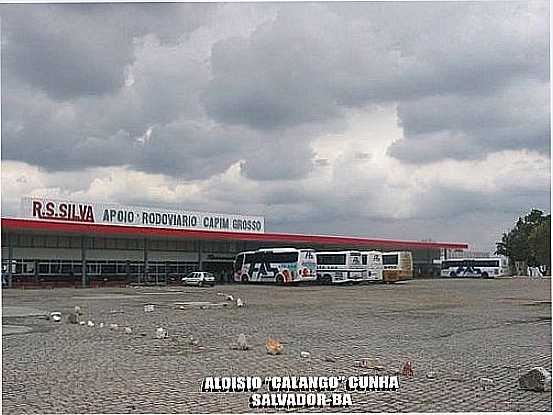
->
[241,275,249,284]
[323,275,332,285]
[449,272,457,278]
[275,275,285,285]
[481,272,489,279]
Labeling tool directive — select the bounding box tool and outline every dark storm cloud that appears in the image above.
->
[1,3,214,100]
[203,3,548,117]
[1,83,251,178]
[239,136,316,181]
[0,1,550,185]
[388,78,550,163]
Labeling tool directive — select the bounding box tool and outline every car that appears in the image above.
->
[181,271,215,287]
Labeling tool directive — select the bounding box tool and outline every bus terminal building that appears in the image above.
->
[1,198,468,287]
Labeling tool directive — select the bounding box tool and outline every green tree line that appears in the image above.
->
[496,209,551,275]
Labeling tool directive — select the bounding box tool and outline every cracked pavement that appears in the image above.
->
[2,278,551,413]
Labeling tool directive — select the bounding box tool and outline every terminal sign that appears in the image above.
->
[21,197,265,233]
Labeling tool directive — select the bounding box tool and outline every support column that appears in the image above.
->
[81,236,87,288]
[198,240,203,271]
[7,235,13,288]
[34,260,39,284]
[143,238,148,285]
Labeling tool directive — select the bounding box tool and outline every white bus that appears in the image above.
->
[361,251,384,282]
[315,251,366,284]
[382,251,413,283]
[440,257,509,278]
[233,248,317,284]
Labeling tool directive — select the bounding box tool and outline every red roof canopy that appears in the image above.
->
[1,218,468,250]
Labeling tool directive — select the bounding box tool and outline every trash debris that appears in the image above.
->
[50,312,62,322]
[216,292,235,301]
[426,371,436,379]
[230,333,250,350]
[236,298,244,307]
[140,332,147,337]
[156,327,168,339]
[124,327,133,334]
[356,358,377,369]
[356,359,386,371]
[446,371,463,382]
[479,377,494,390]
[74,306,82,316]
[143,304,155,312]
[109,309,124,314]
[237,333,249,350]
[402,361,414,377]
[300,351,311,358]
[174,301,212,307]
[324,356,337,363]
[67,312,79,324]
[99,322,104,328]
[189,335,200,346]
[175,301,226,309]
[519,367,552,392]
[79,321,86,326]
[265,338,283,355]
[87,320,95,327]
[109,323,118,330]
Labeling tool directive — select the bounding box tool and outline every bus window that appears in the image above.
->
[265,252,298,263]
[383,254,398,266]
[350,253,361,266]
[317,254,346,265]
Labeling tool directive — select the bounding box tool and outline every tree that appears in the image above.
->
[496,209,551,274]
[528,219,551,271]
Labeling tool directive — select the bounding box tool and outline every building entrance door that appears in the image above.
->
[202,261,234,283]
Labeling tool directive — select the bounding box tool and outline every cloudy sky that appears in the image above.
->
[1,2,550,251]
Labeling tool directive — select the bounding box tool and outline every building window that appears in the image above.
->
[58,237,71,248]
[61,262,73,274]
[93,238,105,249]
[116,239,128,250]
[70,237,81,248]
[32,235,46,247]
[45,236,58,248]
[38,263,49,274]
[105,239,117,249]
[19,235,32,247]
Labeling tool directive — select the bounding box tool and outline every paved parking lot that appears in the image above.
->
[2,278,551,413]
